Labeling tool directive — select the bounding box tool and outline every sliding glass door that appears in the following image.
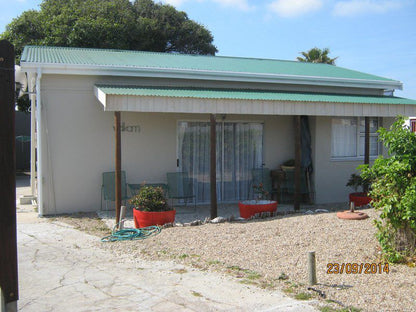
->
[178,121,263,203]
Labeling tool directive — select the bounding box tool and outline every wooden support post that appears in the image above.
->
[115,111,121,227]
[0,40,19,306]
[294,116,301,211]
[210,114,218,219]
[363,117,370,193]
[308,251,317,285]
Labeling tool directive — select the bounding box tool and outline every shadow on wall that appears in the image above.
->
[15,111,31,171]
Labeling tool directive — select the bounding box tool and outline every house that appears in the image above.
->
[410,118,416,133]
[20,45,416,216]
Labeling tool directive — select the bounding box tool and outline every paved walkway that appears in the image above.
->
[16,176,318,311]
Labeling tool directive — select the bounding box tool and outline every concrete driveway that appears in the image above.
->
[16,176,318,312]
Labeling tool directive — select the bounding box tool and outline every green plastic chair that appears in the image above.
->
[101,171,129,210]
[280,167,309,203]
[166,172,196,211]
[251,168,276,200]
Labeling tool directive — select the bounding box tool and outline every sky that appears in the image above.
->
[2,0,416,99]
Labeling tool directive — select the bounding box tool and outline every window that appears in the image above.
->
[331,117,379,159]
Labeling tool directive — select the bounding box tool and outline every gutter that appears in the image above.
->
[35,68,43,216]
[20,63,403,91]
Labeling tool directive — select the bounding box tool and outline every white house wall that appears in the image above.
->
[38,74,403,214]
[39,75,295,214]
[313,116,395,204]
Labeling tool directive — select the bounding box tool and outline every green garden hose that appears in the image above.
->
[101,225,161,242]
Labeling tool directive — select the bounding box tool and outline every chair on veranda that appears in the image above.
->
[251,168,277,200]
[166,172,196,212]
[280,167,310,203]
[101,171,129,210]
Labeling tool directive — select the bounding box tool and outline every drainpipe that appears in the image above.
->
[29,73,36,198]
[35,68,43,216]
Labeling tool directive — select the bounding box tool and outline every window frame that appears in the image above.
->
[330,117,381,161]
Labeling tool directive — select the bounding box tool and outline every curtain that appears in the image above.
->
[178,121,263,203]
[331,117,357,157]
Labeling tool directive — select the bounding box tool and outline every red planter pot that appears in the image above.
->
[133,209,176,228]
[349,192,372,207]
[238,200,278,219]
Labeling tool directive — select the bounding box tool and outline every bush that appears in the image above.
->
[360,116,416,262]
[130,185,170,212]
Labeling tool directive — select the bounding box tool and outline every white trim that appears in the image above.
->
[22,62,403,91]
[94,86,107,109]
[330,156,378,162]
[95,94,416,117]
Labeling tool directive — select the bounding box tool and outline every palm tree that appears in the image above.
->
[297,47,338,65]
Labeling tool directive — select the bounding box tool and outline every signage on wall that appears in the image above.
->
[113,122,141,133]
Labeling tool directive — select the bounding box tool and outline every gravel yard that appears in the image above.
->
[56,206,416,312]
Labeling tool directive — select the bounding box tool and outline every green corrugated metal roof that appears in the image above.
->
[96,85,416,105]
[21,45,397,84]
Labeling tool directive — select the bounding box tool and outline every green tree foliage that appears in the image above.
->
[360,116,416,262]
[1,0,217,63]
[2,0,217,111]
[297,47,337,65]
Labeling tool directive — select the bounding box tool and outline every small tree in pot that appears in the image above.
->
[346,173,372,208]
[131,185,175,228]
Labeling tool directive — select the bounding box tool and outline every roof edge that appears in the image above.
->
[21,62,403,91]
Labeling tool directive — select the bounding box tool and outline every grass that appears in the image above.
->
[172,268,188,274]
[191,291,203,297]
[294,292,312,300]
[319,306,362,312]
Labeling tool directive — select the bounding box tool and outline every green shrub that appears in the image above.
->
[130,185,170,212]
[360,116,416,262]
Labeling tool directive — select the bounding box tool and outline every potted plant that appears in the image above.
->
[238,183,278,219]
[346,173,372,207]
[130,185,175,228]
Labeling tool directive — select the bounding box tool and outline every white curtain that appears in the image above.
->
[331,117,357,157]
[178,121,263,203]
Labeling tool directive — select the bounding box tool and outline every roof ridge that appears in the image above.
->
[24,45,328,65]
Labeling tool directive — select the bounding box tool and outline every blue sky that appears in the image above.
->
[2,0,416,99]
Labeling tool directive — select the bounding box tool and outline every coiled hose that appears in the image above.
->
[101,224,161,242]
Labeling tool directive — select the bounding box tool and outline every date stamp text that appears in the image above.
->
[327,263,389,274]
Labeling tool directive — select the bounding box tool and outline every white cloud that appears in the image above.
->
[212,0,253,11]
[163,0,189,6]
[268,0,323,17]
[333,0,407,16]
[162,0,253,11]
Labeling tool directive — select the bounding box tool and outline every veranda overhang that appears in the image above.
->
[94,85,416,117]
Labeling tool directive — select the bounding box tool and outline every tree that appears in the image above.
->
[360,117,416,263]
[297,47,337,65]
[2,0,217,111]
[1,0,217,63]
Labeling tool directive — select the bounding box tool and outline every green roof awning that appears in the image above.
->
[96,86,416,105]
